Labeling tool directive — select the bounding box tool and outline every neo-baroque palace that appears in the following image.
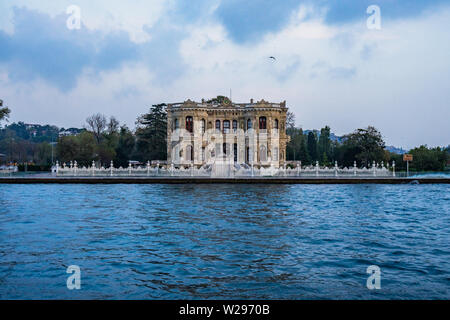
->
[167,99,290,168]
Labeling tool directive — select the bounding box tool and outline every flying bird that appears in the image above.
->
[269,56,276,61]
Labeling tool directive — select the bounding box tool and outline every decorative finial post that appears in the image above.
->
[373,160,376,177]
[335,161,338,177]
[74,160,78,176]
[171,163,174,176]
[315,161,319,177]
[92,160,95,176]
[56,161,59,176]
[157,161,160,176]
[110,160,114,176]
[128,161,132,176]
[147,161,150,176]
[392,160,396,177]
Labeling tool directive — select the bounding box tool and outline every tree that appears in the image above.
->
[86,113,107,144]
[307,131,318,162]
[34,142,52,165]
[135,104,167,161]
[318,126,331,164]
[206,96,231,104]
[342,126,386,167]
[107,116,119,135]
[0,99,11,126]
[286,127,311,164]
[57,136,79,164]
[286,127,301,161]
[409,145,447,171]
[286,111,296,130]
[114,125,135,167]
[75,131,97,166]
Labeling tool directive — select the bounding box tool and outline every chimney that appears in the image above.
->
[250,98,254,104]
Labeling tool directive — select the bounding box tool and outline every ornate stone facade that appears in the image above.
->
[167,99,290,168]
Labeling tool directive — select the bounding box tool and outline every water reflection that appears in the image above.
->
[0,184,448,299]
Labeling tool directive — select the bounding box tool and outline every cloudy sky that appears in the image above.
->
[0,0,449,149]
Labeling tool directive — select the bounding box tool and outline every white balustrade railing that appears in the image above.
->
[55,160,396,178]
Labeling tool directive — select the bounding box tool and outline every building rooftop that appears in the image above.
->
[168,99,287,110]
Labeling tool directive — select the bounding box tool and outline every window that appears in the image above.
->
[259,117,267,130]
[274,119,279,129]
[174,145,180,161]
[186,116,193,133]
[247,147,253,162]
[186,145,194,161]
[260,145,267,162]
[215,120,221,131]
[247,119,252,130]
[201,119,205,133]
[232,120,238,132]
[223,120,230,133]
[233,143,238,162]
[174,118,179,130]
[201,147,205,161]
[215,143,221,157]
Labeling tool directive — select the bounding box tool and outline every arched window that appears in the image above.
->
[222,143,227,156]
[215,120,221,131]
[274,119,279,129]
[186,145,194,161]
[260,145,267,162]
[186,116,193,133]
[201,119,206,134]
[232,120,238,132]
[247,119,252,130]
[223,120,230,133]
[259,117,267,130]
[174,145,180,161]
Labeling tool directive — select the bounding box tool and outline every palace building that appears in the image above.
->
[167,99,290,168]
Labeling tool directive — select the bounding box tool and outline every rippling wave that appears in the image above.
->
[0,184,449,299]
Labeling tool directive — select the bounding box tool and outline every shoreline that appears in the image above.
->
[0,176,449,184]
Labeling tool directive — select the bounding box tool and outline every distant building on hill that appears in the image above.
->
[58,128,84,137]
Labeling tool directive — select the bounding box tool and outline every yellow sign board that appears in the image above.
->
[403,154,413,162]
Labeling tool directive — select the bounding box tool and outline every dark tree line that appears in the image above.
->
[1,98,449,172]
[57,104,167,167]
[286,121,448,171]
[0,103,168,169]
